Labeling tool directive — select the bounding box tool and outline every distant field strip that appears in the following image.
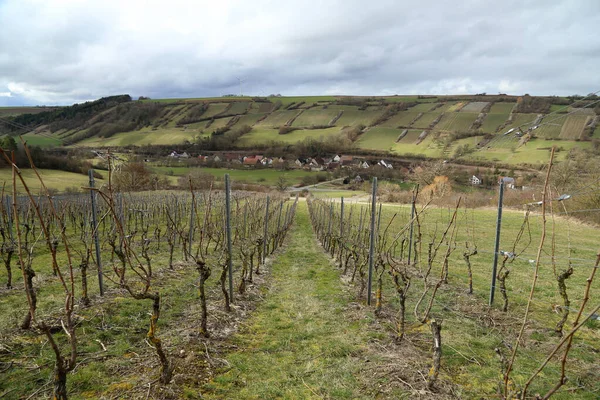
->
[410,103,437,112]
[335,110,385,127]
[460,102,489,113]
[355,127,402,151]
[533,115,567,138]
[559,115,590,139]
[202,103,230,118]
[412,112,444,128]
[379,111,422,128]
[480,113,510,133]
[435,112,479,132]
[237,127,342,146]
[489,103,516,114]
[255,110,300,127]
[228,101,250,114]
[291,109,340,127]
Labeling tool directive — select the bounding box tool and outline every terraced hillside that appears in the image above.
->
[1,94,598,164]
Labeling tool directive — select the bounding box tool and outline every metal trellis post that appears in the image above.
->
[225,174,234,303]
[88,169,104,296]
[367,177,377,306]
[489,180,505,306]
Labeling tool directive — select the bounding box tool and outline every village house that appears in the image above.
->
[260,157,273,166]
[378,160,393,169]
[307,158,322,171]
[243,155,263,166]
[327,162,340,170]
[499,176,516,189]
[471,175,482,185]
[222,153,241,164]
[340,155,354,167]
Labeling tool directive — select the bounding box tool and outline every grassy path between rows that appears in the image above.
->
[203,202,395,399]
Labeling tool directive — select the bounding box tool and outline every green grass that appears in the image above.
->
[447,135,484,157]
[435,112,478,132]
[0,168,103,193]
[480,113,510,133]
[152,166,319,186]
[411,112,444,129]
[467,137,592,164]
[335,110,385,127]
[559,115,590,139]
[232,113,268,128]
[392,134,444,157]
[203,203,399,399]
[355,127,402,151]
[291,109,340,127]
[489,103,516,114]
[255,110,300,127]
[534,115,567,138]
[396,129,425,144]
[460,102,489,113]
[410,103,438,112]
[307,190,365,198]
[238,127,342,146]
[503,113,540,131]
[21,132,63,148]
[76,127,198,147]
[228,101,250,115]
[329,200,600,399]
[202,103,230,118]
[379,111,422,128]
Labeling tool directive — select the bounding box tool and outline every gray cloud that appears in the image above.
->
[1,0,599,105]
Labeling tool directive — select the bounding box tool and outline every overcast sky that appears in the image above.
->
[1,0,599,106]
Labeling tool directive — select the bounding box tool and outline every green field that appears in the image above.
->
[78,127,198,147]
[227,101,250,115]
[410,103,437,112]
[489,102,516,114]
[534,115,567,138]
[255,110,301,127]
[291,109,339,127]
[335,109,385,127]
[559,115,590,139]
[466,137,592,164]
[21,132,63,148]
[480,113,510,133]
[379,111,422,128]
[232,113,268,128]
[396,129,425,144]
[412,111,444,129]
[355,127,402,151]
[0,168,103,193]
[237,126,343,146]
[392,134,444,157]
[460,101,489,112]
[502,113,540,132]
[435,112,478,132]
[151,166,320,186]
[202,103,230,118]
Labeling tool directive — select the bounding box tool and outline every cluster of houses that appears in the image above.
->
[169,151,394,171]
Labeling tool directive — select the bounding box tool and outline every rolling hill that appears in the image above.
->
[1,93,599,165]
